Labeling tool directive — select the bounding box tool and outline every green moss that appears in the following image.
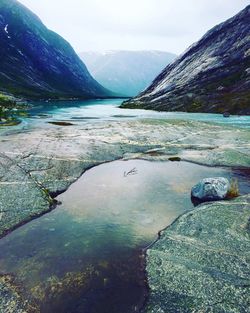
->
[226,178,240,199]
[0,119,21,126]
[0,93,28,126]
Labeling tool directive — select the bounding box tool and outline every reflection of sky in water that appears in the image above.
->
[0,160,250,313]
[26,99,250,128]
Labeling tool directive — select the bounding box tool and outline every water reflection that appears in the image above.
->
[0,160,249,313]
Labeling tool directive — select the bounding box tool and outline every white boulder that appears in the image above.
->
[191,177,230,201]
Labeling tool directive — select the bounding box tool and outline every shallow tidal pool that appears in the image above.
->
[0,160,249,313]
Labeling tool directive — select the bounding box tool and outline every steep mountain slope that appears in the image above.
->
[0,0,112,99]
[122,6,250,114]
[80,50,176,96]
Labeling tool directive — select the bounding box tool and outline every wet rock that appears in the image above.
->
[0,119,249,238]
[0,275,34,313]
[168,156,181,162]
[223,112,230,118]
[48,121,75,126]
[0,118,249,311]
[144,195,250,313]
[191,177,230,201]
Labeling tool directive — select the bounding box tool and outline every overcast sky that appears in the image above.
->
[18,0,249,55]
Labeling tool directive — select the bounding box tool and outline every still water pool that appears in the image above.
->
[0,160,249,312]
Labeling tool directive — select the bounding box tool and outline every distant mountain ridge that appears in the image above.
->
[79,50,177,96]
[0,0,112,99]
[122,6,250,114]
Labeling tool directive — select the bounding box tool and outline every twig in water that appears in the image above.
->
[124,167,138,177]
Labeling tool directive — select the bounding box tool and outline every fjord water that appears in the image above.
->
[25,99,250,129]
[0,160,250,313]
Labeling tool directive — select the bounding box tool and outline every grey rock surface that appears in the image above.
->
[191,177,230,201]
[122,6,250,114]
[0,118,249,311]
[0,152,53,238]
[0,119,249,239]
[143,195,250,313]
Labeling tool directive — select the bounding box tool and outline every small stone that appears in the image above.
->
[223,112,230,118]
[191,177,230,201]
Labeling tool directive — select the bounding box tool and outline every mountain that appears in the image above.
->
[121,6,250,114]
[0,0,112,99]
[79,50,177,96]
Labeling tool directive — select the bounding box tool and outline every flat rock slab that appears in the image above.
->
[144,195,250,313]
[0,119,249,238]
[0,119,249,311]
[0,153,52,238]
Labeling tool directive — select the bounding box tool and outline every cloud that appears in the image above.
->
[18,0,249,54]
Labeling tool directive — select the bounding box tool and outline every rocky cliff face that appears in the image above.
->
[0,0,111,99]
[80,50,176,96]
[122,6,250,114]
